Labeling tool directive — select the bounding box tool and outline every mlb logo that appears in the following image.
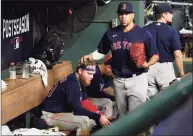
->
[14,36,19,49]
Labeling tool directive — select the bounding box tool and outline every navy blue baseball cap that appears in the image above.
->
[154,3,173,14]
[116,2,134,13]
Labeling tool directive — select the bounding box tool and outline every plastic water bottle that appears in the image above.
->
[22,60,30,79]
[9,62,16,81]
[49,48,55,63]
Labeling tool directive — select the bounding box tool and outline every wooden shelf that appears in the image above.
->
[1,61,73,124]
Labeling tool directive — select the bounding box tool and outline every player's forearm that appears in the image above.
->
[174,51,184,76]
[73,103,101,121]
[147,54,159,67]
[103,87,115,96]
[81,99,100,113]
[91,49,106,60]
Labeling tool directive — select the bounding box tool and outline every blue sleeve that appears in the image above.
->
[81,87,88,100]
[171,28,182,52]
[97,31,111,54]
[66,84,101,121]
[102,83,110,90]
[144,31,159,59]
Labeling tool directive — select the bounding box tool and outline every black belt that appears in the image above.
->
[158,61,173,63]
[116,73,143,78]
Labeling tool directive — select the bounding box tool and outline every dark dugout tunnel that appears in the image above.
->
[1,0,108,70]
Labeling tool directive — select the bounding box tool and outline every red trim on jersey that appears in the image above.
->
[81,99,103,115]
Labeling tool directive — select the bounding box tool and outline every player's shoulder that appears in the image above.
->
[168,25,178,34]
[129,25,151,39]
[61,73,77,87]
[134,24,149,34]
[157,23,178,34]
[156,22,174,30]
[143,22,156,29]
[106,25,122,35]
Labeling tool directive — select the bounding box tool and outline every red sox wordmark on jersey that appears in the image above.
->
[111,41,138,50]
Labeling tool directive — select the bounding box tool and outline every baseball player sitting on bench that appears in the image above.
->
[85,54,118,120]
[41,60,112,135]
[86,54,115,101]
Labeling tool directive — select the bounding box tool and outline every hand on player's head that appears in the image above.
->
[79,54,93,64]
[76,59,96,86]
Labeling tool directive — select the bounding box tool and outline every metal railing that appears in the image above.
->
[151,1,192,6]
[92,72,193,136]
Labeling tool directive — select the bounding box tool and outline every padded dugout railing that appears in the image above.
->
[92,72,193,136]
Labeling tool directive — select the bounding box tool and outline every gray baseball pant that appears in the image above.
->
[41,111,96,135]
[88,97,117,118]
[147,62,176,98]
[113,73,148,117]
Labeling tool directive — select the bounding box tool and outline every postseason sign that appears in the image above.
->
[1,12,33,70]
[2,13,30,39]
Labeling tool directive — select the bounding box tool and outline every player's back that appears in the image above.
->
[42,73,77,113]
[144,22,180,62]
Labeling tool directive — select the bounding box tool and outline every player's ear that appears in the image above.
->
[78,68,83,74]
[131,13,134,19]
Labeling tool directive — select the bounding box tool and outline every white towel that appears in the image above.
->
[9,128,66,135]
[1,125,11,135]
[29,57,48,86]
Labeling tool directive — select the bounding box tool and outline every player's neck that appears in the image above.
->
[157,18,166,24]
[122,22,135,32]
[75,72,82,90]
[75,72,80,83]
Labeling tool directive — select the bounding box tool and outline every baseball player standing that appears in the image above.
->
[80,2,159,117]
[143,3,184,98]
